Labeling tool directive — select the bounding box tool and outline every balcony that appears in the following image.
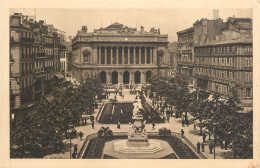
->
[60,45,66,50]
[34,53,46,58]
[21,37,34,43]
[45,43,54,48]
[34,71,46,78]
[10,72,20,78]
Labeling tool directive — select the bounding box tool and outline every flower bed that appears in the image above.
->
[98,103,134,124]
[82,135,198,159]
[98,102,163,124]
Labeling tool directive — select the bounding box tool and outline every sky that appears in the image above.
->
[10,8,252,42]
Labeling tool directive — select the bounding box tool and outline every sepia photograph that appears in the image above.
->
[2,0,260,167]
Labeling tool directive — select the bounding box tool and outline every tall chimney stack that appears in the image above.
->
[213,9,219,20]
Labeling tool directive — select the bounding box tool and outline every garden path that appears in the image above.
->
[44,88,233,159]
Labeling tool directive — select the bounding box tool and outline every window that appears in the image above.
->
[227,47,230,53]
[246,46,252,53]
[83,50,91,63]
[245,57,251,67]
[244,88,252,98]
[213,48,215,54]
[232,46,236,53]
[245,72,252,82]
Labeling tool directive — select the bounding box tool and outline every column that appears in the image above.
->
[105,47,107,65]
[139,47,141,64]
[153,47,157,65]
[111,47,113,64]
[99,47,101,65]
[150,47,152,64]
[122,47,125,64]
[116,47,119,64]
[144,47,147,64]
[128,47,130,64]
[133,47,136,64]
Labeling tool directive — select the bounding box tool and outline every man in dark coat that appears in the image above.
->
[90,114,94,123]
[91,120,94,129]
[74,144,78,155]
[152,121,155,129]
[201,142,205,152]
[209,142,213,154]
[197,141,201,153]
[203,133,206,143]
[181,129,184,138]
[182,119,185,127]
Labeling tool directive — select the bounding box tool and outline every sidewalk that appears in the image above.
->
[45,88,233,159]
[144,94,234,159]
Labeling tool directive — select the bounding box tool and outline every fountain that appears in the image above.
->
[102,97,174,159]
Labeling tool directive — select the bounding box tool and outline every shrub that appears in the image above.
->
[158,127,172,137]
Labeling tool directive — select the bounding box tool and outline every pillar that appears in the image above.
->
[153,47,157,65]
[122,47,125,64]
[150,47,152,64]
[139,47,141,64]
[105,47,107,65]
[116,47,119,64]
[110,47,113,64]
[144,47,147,64]
[99,47,101,64]
[134,47,136,64]
[128,47,130,64]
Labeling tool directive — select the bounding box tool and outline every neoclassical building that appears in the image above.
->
[71,22,169,85]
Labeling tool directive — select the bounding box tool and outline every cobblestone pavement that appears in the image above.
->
[44,88,233,159]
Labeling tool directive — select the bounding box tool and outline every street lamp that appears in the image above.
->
[67,125,74,159]
[212,122,218,159]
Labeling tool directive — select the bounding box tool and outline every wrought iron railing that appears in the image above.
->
[77,131,207,159]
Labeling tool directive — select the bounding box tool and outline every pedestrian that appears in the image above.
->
[209,143,213,154]
[203,133,206,143]
[182,119,185,127]
[90,114,94,123]
[224,140,228,150]
[201,142,205,152]
[197,141,201,153]
[181,129,184,138]
[74,144,78,155]
[79,131,83,141]
[152,121,155,129]
[72,129,77,138]
[163,116,166,123]
[220,140,223,149]
[194,124,197,130]
[185,119,189,126]
[117,121,120,129]
[72,151,76,159]
[167,116,170,123]
[91,120,94,129]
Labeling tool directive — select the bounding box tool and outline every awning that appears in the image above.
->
[54,73,65,79]
[46,95,54,103]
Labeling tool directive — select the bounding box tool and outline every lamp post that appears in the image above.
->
[212,122,217,159]
[67,125,74,159]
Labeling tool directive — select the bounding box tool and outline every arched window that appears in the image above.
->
[83,50,91,63]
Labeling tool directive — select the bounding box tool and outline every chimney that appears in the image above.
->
[158,28,160,35]
[81,26,88,33]
[213,9,219,20]
[140,26,144,33]
[39,20,44,25]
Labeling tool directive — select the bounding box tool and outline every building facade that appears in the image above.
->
[177,17,224,86]
[193,37,252,112]
[10,13,66,117]
[71,23,169,86]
